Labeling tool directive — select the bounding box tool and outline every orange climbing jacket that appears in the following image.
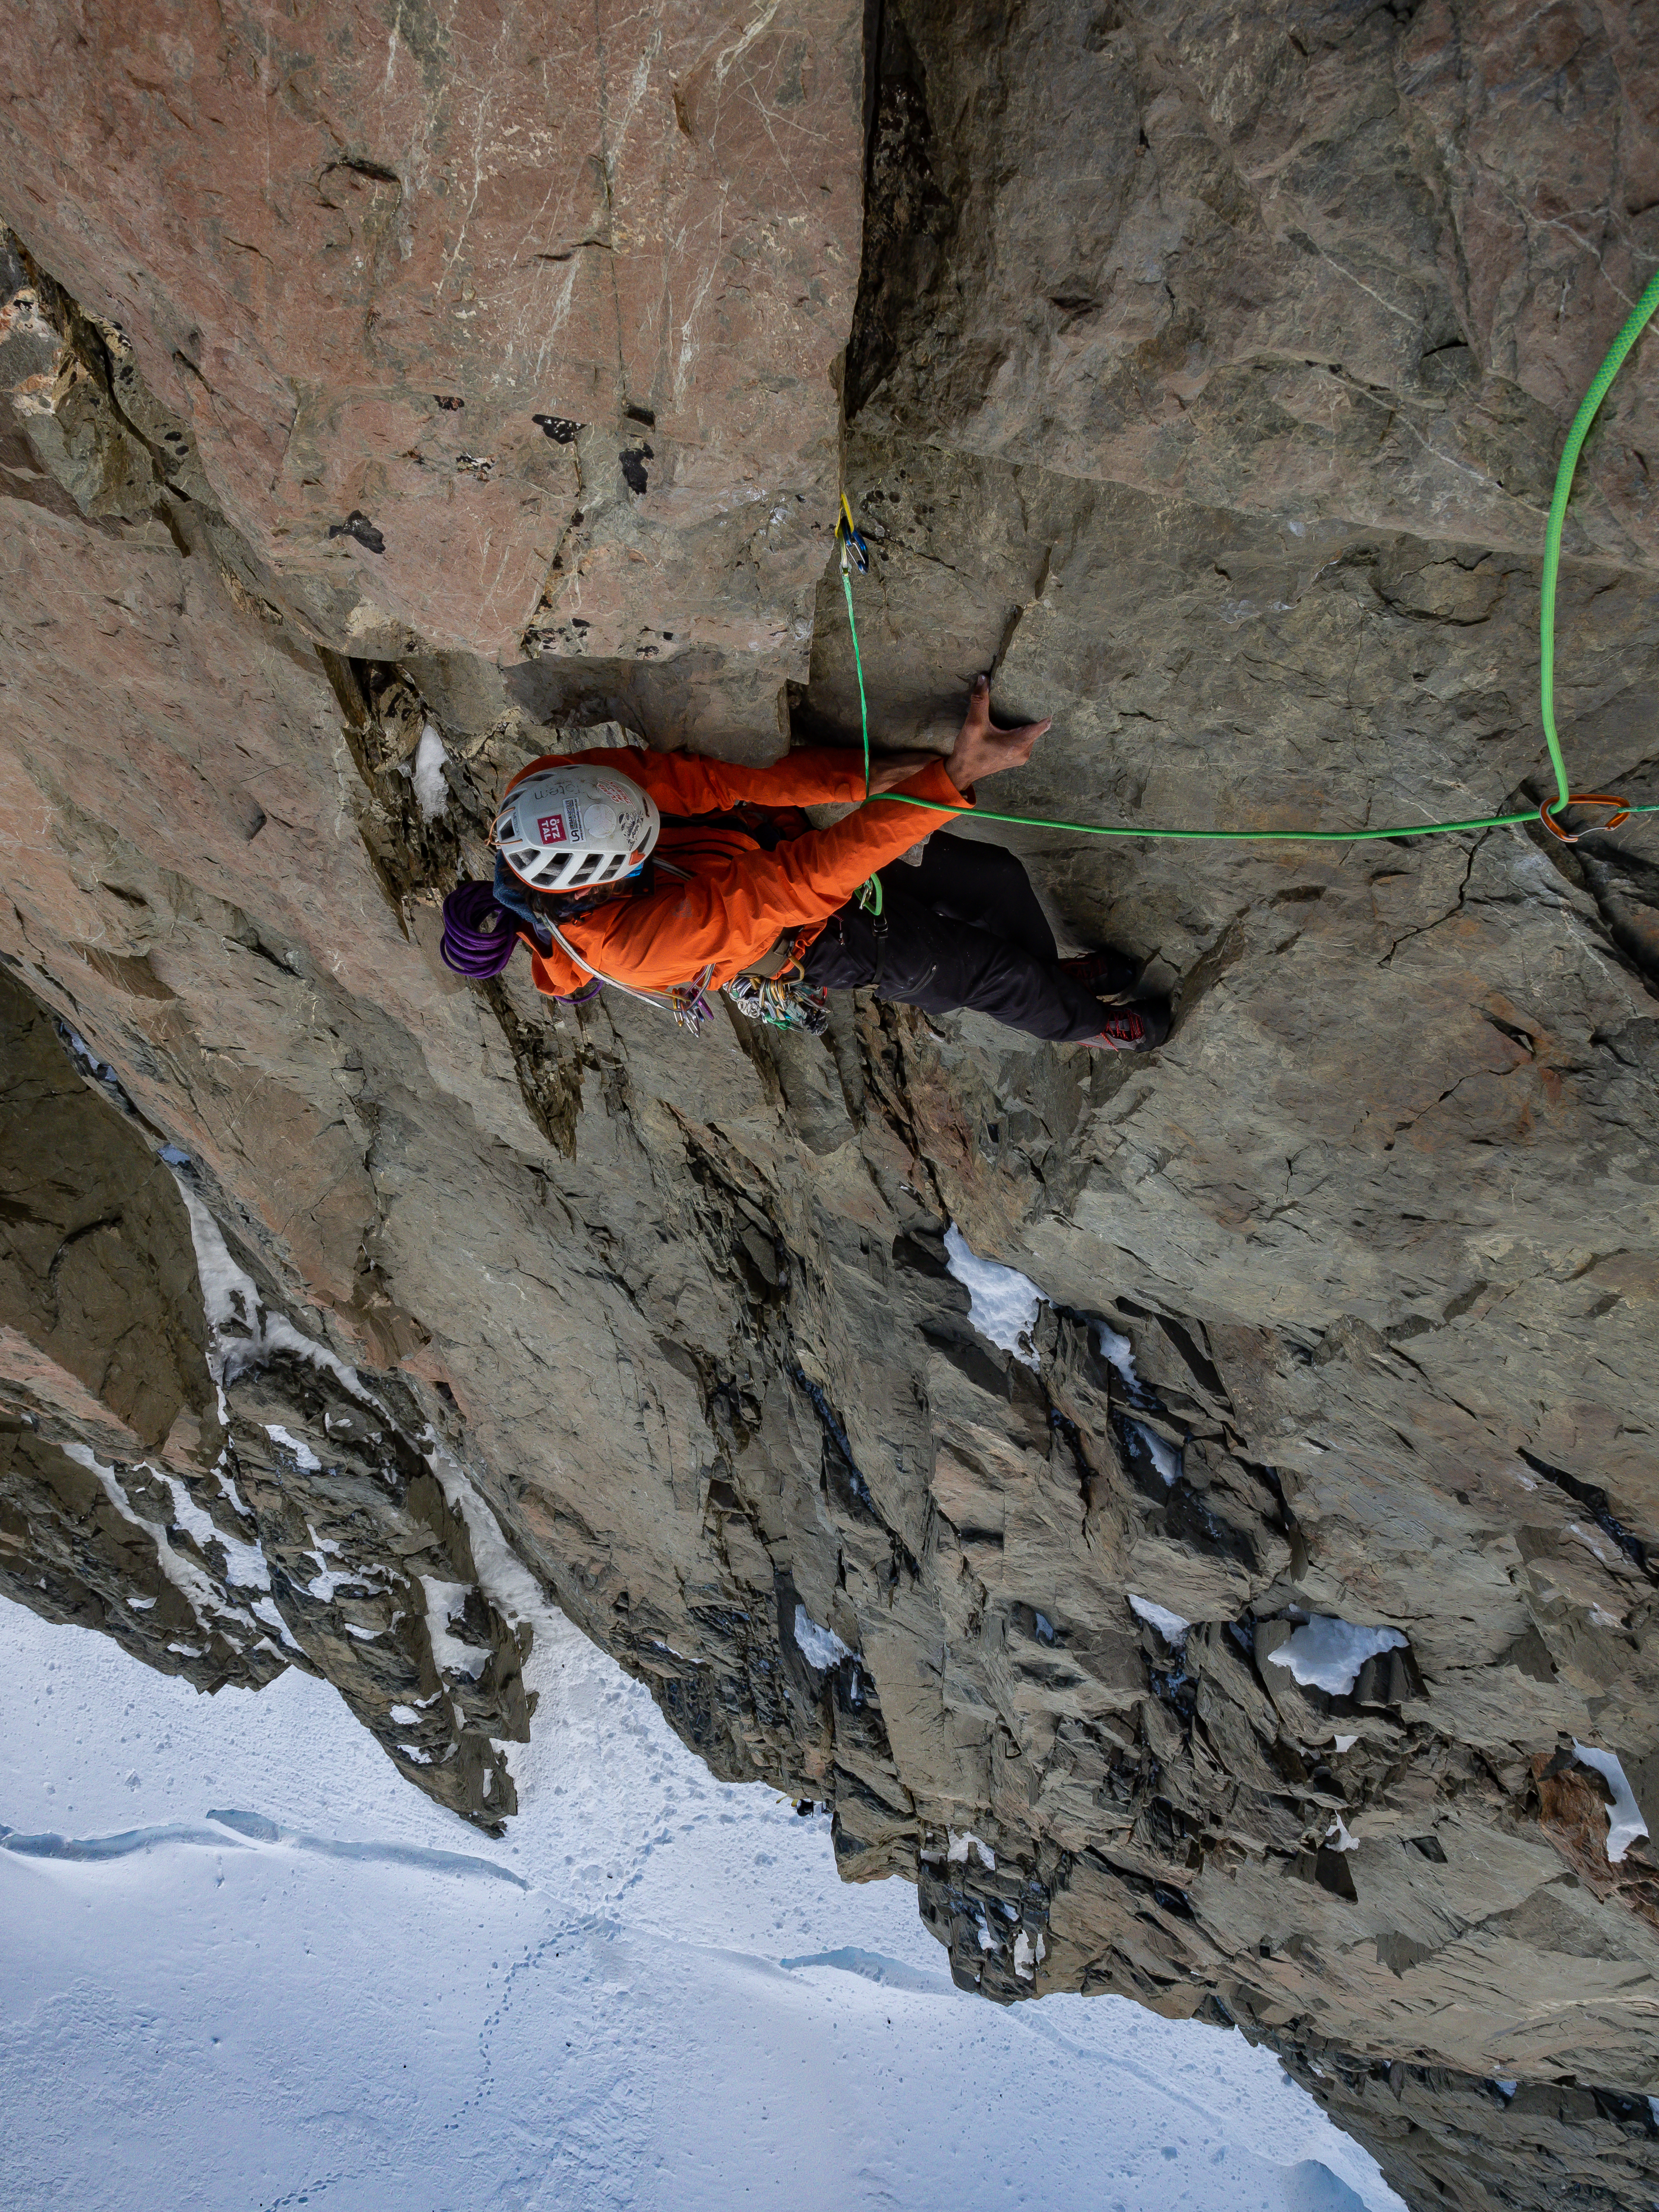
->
[503,744,968,1000]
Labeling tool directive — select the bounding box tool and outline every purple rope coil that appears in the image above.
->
[441,880,605,1003]
[441,881,520,978]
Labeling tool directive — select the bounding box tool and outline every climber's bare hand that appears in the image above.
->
[944,674,1050,792]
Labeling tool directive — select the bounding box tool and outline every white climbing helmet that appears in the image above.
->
[492,764,661,892]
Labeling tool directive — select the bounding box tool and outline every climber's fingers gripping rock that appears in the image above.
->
[945,673,1051,792]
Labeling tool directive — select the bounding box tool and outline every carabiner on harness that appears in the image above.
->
[724,971,831,1034]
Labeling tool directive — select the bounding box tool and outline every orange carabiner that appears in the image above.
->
[1538,793,1633,842]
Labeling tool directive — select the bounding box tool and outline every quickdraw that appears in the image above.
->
[724,971,831,1034]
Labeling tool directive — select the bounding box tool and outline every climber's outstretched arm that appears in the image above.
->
[535,673,1049,808]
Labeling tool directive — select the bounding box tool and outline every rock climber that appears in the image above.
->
[440,676,1170,1050]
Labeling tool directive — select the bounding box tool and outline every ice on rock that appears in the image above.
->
[412,723,450,821]
[1267,1617,1407,1698]
[945,1227,1142,1398]
[1096,1322,1138,1387]
[1127,1420,1183,1486]
[63,1028,120,1085]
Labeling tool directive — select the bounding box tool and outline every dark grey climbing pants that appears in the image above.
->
[800,833,1107,1043]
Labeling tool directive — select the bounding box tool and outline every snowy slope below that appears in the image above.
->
[0,1598,1401,2212]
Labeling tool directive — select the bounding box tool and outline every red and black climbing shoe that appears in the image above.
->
[1086,999,1171,1052]
[1059,947,1143,1003]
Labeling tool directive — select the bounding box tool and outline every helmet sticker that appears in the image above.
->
[536,812,566,845]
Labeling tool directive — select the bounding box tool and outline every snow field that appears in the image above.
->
[0,1598,1401,2212]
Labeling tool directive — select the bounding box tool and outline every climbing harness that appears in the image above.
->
[836,267,1659,849]
[521,854,713,1030]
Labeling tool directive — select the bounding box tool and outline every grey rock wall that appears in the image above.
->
[2,5,1659,2206]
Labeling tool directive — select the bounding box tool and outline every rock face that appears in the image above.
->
[0,972,533,1821]
[3,5,1659,2207]
[0,0,863,739]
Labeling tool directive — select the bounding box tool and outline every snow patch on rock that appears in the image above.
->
[157,1471,270,1592]
[793,1604,852,1673]
[947,1828,996,1870]
[422,1435,548,1635]
[1127,1419,1182,1486]
[421,1577,490,1682]
[1573,1742,1650,1864]
[172,1178,367,1404]
[944,1223,1044,1368]
[1129,1594,1190,1647]
[1267,1617,1407,1698]
[1096,1322,1137,1387]
[265,1424,322,1473]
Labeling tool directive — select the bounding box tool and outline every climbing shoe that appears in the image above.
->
[1086,999,1171,1052]
[1059,947,1143,1003]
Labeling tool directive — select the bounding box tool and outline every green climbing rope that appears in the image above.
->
[1540,264,1659,808]
[837,269,1659,846]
